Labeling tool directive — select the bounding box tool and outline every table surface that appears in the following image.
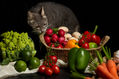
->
[2,68,95,79]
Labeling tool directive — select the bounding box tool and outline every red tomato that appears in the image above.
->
[78,37,86,46]
[52,65,60,74]
[49,55,57,64]
[45,67,53,76]
[91,34,97,42]
[96,35,101,45]
[84,34,92,43]
[38,65,46,73]
[82,42,89,49]
[43,60,49,66]
[83,31,90,35]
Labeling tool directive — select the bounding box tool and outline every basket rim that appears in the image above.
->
[39,32,110,51]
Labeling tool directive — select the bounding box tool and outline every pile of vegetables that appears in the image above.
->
[0,31,36,65]
[44,25,101,49]
[44,27,67,48]
[89,47,119,79]
[78,25,101,49]
[68,47,91,79]
[38,53,60,76]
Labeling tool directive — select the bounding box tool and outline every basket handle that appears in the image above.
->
[39,33,49,47]
[100,35,110,47]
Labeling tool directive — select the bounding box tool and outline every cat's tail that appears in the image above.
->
[74,25,80,32]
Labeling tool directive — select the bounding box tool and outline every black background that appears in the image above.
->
[0,0,118,54]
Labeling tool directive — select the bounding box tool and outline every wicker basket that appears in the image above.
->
[39,33,110,63]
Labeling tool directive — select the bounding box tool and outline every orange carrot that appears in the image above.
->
[96,64,115,79]
[101,62,109,72]
[102,47,119,79]
[107,60,119,79]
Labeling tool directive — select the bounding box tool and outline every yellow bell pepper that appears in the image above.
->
[65,39,80,48]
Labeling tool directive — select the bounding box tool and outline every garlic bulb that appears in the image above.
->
[114,50,119,63]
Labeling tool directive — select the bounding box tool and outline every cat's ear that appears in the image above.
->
[40,7,47,18]
[28,11,34,19]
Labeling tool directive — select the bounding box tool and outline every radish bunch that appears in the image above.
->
[44,28,67,48]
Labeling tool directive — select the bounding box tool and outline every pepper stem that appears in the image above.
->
[93,25,98,34]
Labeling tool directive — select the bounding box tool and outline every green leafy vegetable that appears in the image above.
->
[0,31,36,65]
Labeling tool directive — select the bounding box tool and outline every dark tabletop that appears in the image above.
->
[2,68,95,79]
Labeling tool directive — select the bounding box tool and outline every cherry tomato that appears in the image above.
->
[91,34,100,44]
[96,35,101,45]
[83,31,90,35]
[78,37,86,46]
[91,34,97,42]
[45,67,53,76]
[49,55,57,64]
[38,65,46,73]
[52,65,60,74]
[82,42,89,49]
[43,60,49,66]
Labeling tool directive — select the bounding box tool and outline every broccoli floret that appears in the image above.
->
[8,42,15,50]
[0,31,36,62]
[3,38,10,45]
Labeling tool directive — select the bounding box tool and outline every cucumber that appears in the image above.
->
[68,47,79,72]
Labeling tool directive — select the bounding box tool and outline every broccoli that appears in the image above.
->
[0,31,36,64]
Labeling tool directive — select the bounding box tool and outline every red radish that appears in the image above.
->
[56,44,63,48]
[48,43,55,47]
[58,29,65,37]
[44,35,51,44]
[46,28,53,36]
[58,36,65,44]
[82,42,89,49]
[62,41,67,46]
[52,34,58,43]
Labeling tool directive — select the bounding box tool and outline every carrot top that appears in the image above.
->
[96,50,103,64]
[102,46,111,60]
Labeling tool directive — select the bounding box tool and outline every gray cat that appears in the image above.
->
[27,2,80,34]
